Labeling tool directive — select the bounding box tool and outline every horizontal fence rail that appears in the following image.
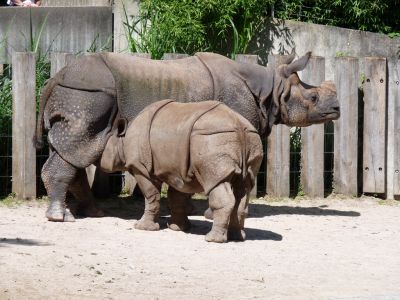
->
[1,51,398,200]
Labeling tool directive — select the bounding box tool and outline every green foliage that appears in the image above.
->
[124,0,273,59]
[274,0,400,35]
[35,54,50,112]
[335,51,346,57]
[124,0,399,60]
[0,66,12,118]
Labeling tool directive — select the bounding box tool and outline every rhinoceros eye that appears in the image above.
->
[310,94,318,103]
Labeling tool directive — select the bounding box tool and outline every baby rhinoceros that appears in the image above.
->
[100,100,263,243]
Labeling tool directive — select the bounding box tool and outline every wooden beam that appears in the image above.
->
[363,57,387,194]
[300,56,325,198]
[333,57,359,196]
[12,52,36,200]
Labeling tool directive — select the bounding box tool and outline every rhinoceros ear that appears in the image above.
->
[279,48,296,65]
[285,52,312,76]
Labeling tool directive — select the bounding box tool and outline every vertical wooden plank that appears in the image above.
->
[392,60,400,196]
[50,52,76,76]
[300,56,325,198]
[235,54,259,197]
[266,54,290,197]
[267,125,290,197]
[0,64,3,75]
[12,52,36,200]
[333,57,359,196]
[162,53,189,60]
[363,57,387,194]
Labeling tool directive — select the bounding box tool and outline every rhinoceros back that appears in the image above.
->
[102,53,215,120]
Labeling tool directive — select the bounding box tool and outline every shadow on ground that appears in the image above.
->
[0,238,53,247]
[68,195,360,242]
[76,196,360,221]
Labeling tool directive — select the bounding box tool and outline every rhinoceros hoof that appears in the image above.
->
[228,229,246,241]
[204,208,214,220]
[168,219,191,232]
[134,219,160,231]
[205,230,228,243]
[46,207,75,222]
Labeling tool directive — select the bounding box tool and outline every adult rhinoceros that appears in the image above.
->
[35,51,339,222]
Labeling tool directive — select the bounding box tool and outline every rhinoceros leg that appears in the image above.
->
[134,173,162,231]
[227,182,250,241]
[167,187,192,232]
[204,207,213,220]
[68,169,105,218]
[42,152,78,222]
[205,182,235,243]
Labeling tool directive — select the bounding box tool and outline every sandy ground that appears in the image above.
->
[0,195,400,300]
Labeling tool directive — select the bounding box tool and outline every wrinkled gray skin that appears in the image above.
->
[35,51,340,222]
[100,100,263,242]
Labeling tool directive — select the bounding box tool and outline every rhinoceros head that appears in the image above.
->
[275,52,340,127]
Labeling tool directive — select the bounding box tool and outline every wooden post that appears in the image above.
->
[162,53,189,60]
[392,60,400,196]
[0,64,3,75]
[363,57,387,194]
[333,57,359,196]
[12,52,36,200]
[300,56,325,198]
[266,54,290,197]
[267,125,290,197]
[235,54,259,197]
[50,52,76,76]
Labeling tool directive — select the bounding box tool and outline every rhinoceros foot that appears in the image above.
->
[134,219,160,231]
[168,218,191,232]
[46,205,75,222]
[205,230,228,243]
[228,229,246,241]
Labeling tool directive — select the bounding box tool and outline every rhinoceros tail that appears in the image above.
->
[34,76,60,149]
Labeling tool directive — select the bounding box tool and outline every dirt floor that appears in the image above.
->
[0,194,400,300]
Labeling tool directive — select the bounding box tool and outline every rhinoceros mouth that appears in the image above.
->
[308,111,340,124]
[320,111,340,120]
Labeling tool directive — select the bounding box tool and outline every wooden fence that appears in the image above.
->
[4,51,399,200]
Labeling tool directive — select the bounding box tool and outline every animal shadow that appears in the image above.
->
[189,219,283,241]
[247,203,361,218]
[0,237,53,247]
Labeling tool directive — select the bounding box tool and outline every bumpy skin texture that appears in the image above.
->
[36,51,340,222]
[100,100,263,242]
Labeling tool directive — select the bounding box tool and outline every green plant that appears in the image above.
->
[123,0,273,59]
[85,33,113,53]
[0,66,12,118]
[359,73,366,86]
[274,0,400,36]
[335,51,346,57]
